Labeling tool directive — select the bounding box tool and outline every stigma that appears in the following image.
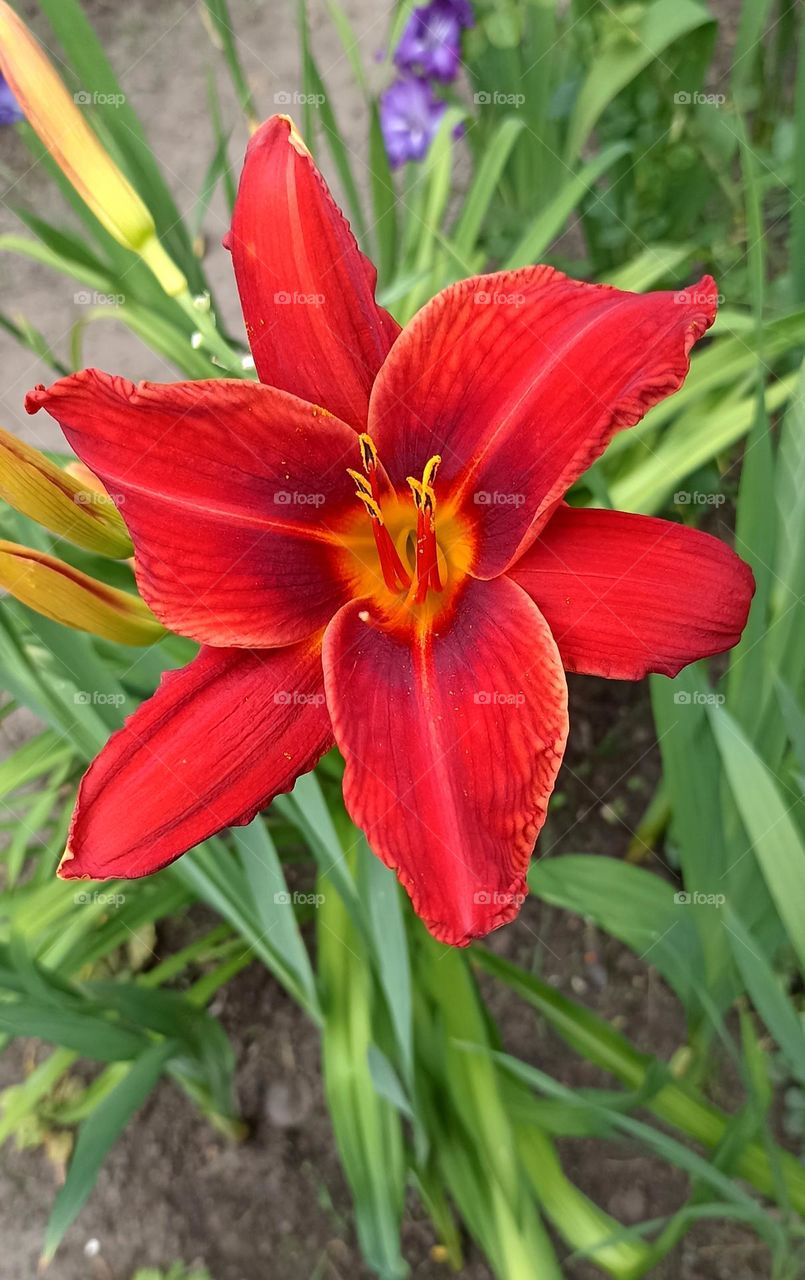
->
[406,455,443,604]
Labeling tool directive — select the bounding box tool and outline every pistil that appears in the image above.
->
[407,454,443,604]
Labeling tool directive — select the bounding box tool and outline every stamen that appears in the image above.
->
[358,433,378,471]
[349,437,411,594]
[357,432,382,505]
[347,467,373,497]
[376,526,407,592]
[422,454,441,489]
[407,477,424,508]
[354,489,384,523]
[426,512,442,594]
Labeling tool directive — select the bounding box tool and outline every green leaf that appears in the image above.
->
[724,909,805,1088]
[710,704,805,973]
[368,104,399,284]
[485,1050,784,1251]
[318,847,406,1279]
[769,365,805,710]
[297,12,367,245]
[325,0,369,97]
[356,837,413,1087]
[0,1000,147,1061]
[473,948,805,1214]
[601,242,695,291]
[0,729,74,798]
[276,771,364,933]
[234,817,318,1015]
[0,232,118,295]
[86,982,235,1116]
[793,20,805,303]
[175,838,322,1023]
[610,374,796,514]
[651,670,740,1009]
[564,0,716,163]
[201,0,259,125]
[513,1112,653,1275]
[42,1039,175,1263]
[501,142,630,270]
[531,854,706,1008]
[451,115,525,260]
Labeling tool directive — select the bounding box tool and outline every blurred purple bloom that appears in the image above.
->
[0,73,22,126]
[395,0,474,83]
[380,75,447,168]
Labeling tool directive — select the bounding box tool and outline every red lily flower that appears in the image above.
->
[26,116,754,946]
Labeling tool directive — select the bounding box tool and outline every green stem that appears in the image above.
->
[174,289,247,376]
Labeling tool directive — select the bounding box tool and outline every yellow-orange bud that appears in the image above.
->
[0,1,186,297]
[0,425,132,558]
[0,540,164,645]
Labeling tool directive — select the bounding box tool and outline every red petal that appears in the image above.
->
[323,577,568,945]
[227,116,400,428]
[26,370,361,647]
[59,642,332,879]
[510,505,755,679]
[368,268,716,576]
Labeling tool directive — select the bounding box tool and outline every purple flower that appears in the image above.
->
[0,74,22,126]
[394,0,474,83]
[380,75,447,168]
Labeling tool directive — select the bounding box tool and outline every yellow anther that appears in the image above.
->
[354,489,384,523]
[358,433,378,471]
[347,468,373,495]
[406,476,424,508]
[422,454,441,489]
